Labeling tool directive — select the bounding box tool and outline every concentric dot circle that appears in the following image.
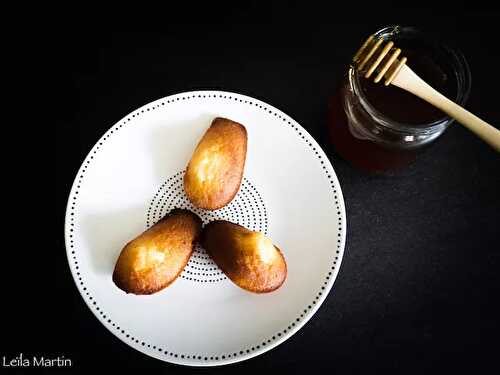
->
[147,171,269,283]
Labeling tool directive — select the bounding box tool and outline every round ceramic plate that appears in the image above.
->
[65,90,346,367]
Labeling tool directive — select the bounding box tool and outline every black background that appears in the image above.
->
[5,4,500,374]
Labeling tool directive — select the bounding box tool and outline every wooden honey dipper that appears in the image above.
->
[353,34,500,152]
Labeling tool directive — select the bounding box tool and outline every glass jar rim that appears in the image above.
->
[351,25,472,135]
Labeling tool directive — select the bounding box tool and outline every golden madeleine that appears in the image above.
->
[201,221,287,293]
[184,117,247,210]
[113,209,202,295]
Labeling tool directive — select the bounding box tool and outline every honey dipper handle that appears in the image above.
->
[391,65,500,152]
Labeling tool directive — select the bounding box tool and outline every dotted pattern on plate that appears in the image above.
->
[146,171,269,283]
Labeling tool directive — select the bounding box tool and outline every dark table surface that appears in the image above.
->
[7,6,500,374]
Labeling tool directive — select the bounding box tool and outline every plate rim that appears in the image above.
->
[64,89,347,367]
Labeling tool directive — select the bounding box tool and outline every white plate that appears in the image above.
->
[65,90,347,367]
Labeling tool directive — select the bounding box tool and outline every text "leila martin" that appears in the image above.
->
[2,353,72,368]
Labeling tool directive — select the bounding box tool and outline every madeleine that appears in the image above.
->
[184,117,247,210]
[201,220,287,293]
[113,209,202,295]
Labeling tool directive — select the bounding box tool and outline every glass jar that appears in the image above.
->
[328,25,471,173]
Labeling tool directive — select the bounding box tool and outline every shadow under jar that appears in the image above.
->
[328,26,471,173]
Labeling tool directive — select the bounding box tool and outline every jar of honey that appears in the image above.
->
[328,26,471,173]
